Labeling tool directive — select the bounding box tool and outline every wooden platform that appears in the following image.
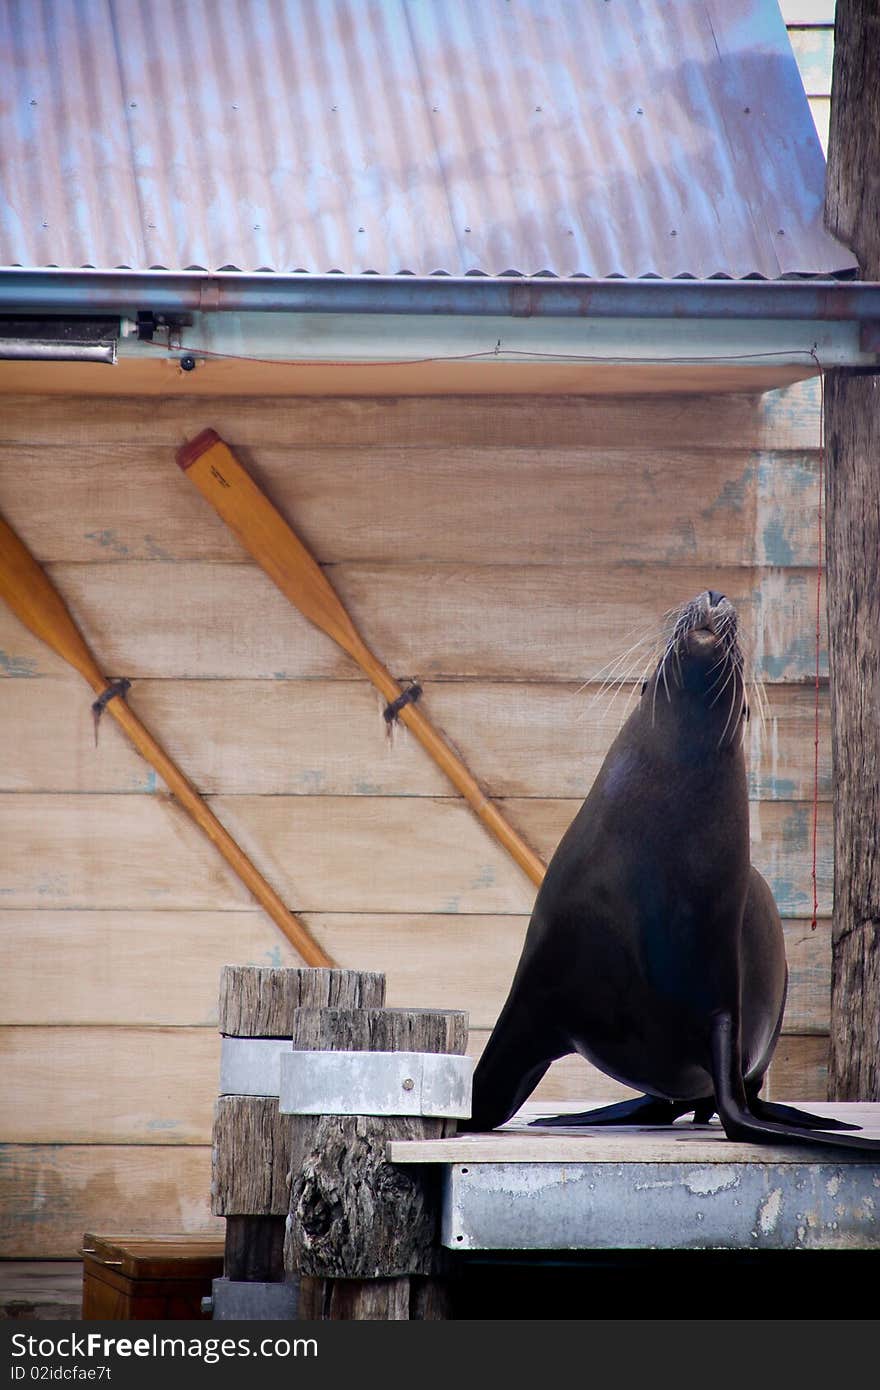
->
[389,1102,880,1253]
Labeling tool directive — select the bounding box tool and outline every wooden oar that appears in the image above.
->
[177,430,546,888]
[0,512,334,967]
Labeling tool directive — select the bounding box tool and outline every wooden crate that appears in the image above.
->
[80,1233,224,1320]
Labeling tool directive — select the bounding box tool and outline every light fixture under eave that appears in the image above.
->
[0,317,118,363]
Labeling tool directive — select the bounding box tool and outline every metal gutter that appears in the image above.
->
[0,270,879,324]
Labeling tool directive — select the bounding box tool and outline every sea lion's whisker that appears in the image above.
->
[651,648,673,725]
[596,656,656,727]
[587,626,667,693]
[749,676,769,731]
[579,652,657,723]
[708,653,741,709]
[591,619,660,669]
[589,649,659,706]
[618,661,655,721]
[592,653,655,699]
[585,627,658,685]
[708,661,737,709]
[589,674,638,715]
[706,652,731,680]
[707,667,736,703]
[738,704,750,747]
[661,651,672,704]
[718,679,743,748]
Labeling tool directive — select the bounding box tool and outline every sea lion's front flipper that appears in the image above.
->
[750,1098,860,1132]
[712,1013,880,1152]
[529,1095,697,1128]
[463,994,568,1133]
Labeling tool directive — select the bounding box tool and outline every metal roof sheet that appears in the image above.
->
[0,0,856,280]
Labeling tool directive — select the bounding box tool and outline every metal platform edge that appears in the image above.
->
[388,1103,880,1253]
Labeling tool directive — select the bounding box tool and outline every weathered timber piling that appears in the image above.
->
[210,965,385,1319]
[282,1005,470,1320]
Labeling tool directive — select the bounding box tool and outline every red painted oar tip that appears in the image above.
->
[176,428,222,471]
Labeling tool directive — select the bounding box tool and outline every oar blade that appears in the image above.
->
[177,430,368,665]
[0,514,103,688]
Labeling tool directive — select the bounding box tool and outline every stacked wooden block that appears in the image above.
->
[212,965,469,1320]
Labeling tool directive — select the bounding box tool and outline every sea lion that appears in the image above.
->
[465,591,879,1151]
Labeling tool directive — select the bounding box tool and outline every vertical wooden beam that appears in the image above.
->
[823,0,880,1099]
[213,967,385,1281]
[284,1007,468,1318]
[824,0,880,272]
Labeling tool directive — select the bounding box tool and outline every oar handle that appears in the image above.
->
[177,431,547,889]
[341,641,545,886]
[397,700,546,886]
[0,511,333,967]
[106,698,333,966]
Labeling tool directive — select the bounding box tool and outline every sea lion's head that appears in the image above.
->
[643,590,747,747]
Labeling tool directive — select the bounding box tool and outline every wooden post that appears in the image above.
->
[211,966,385,1316]
[824,0,880,1099]
[283,1007,469,1320]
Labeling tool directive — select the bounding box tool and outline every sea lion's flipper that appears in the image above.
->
[712,1012,880,1152]
[750,1098,860,1132]
[528,1095,696,1128]
[464,998,567,1132]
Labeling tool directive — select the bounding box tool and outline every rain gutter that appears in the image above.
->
[1,269,879,333]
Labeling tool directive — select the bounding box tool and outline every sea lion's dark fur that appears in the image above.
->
[465,592,879,1151]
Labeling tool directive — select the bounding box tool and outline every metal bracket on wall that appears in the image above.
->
[206,1277,299,1321]
[133,310,193,343]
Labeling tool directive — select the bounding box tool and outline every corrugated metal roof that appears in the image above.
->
[0,0,855,279]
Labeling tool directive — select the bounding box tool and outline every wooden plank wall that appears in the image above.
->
[0,382,829,1254]
[784,0,835,154]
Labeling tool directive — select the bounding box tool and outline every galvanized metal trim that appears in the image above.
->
[117,307,871,371]
[209,1277,299,1321]
[278,1049,473,1118]
[1,269,880,322]
[442,1160,880,1252]
[219,1037,291,1098]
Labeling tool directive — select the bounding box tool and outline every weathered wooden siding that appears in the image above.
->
[784,0,835,154]
[0,382,829,1254]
